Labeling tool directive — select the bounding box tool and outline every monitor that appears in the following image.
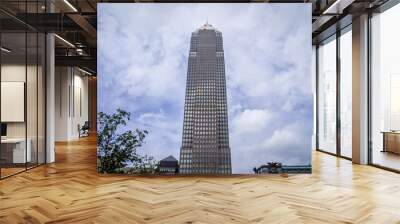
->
[1,123,7,137]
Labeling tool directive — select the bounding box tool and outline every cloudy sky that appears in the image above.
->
[98,3,313,174]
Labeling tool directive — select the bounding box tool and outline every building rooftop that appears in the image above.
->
[198,22,218,31]
[200,22,214,30]
[161,155,178,162]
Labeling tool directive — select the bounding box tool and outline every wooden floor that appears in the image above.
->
[373,150,400,171]
[1,136,400,224]
[0,167,26,178]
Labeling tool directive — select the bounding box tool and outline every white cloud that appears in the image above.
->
[232,109,273,135]
[262,125,303,150]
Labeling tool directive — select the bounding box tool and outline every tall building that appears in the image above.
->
[179,23,231,174]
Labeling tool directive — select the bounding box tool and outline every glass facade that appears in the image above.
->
[316,1,400,172]
[0,1,46,179]
[179,24,231,174]
[316,25,353,159]
[370,3,400,171]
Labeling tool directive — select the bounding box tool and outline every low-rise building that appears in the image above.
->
[158,155,179,174]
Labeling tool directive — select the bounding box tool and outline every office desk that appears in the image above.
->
[382,131,400,154]
[1,138,31,163]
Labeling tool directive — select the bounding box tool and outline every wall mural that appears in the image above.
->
[97,3,313,175]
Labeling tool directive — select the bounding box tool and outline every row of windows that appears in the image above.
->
[183,120,222,124]
[183,124,226,129]
[183,106,227,111]
[183,123,225,127]
[186,102,227,106]
[181,146,230,151]
[181,151,229,157]
[184,90,226,94]
[183,113,226,118]
[182,124,218,129]
[184,108,226,113]
[183,116,220,120]
[182,135,229,139]
[182,129,219,133]
[186,83,226,88]
[186,75,226,80]
[180,166,231,170]
[182,136,229,141]
[188,65,225,70]
[180,162,231,167]
[187,81,226,85]
[183,129,229,133]
[184,104,226,108]
[185,110,227,114]
[185,85,225,89]
[180,157,233,162]
[186,78,225,82]
[180,145,229,151]
[188,53,224,58]
[184,96,225,101]
[184,96,220,100]
[183,111,226,115]
[180,150,230,157]
[186,82,226,87]
[186,125,219,129]
[182,125,227,130]
[189,127,227,132]
[186,150,230,155]
[187,86,220,90]
[184,93,225,97]
[184,99,226,103]
[181,141,229,146]
[191,143,229,148]
[187,70,225,74]
[181,151,231,157]
[183,138,219,142]
[184,117,219,120]
[180,169,231,174]
[184,99,227,103]
[190,132,217,136]
[180,166,231,172]
[182,123,226,128]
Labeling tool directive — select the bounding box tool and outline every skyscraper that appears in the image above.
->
[179,23,231,174]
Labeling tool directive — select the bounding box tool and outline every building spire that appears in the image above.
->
[199,21,215,31]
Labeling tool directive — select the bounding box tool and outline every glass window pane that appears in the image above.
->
[27,31,38,169]
[340,28,352,158]
[318,36,337,154]
[1,31,27,178]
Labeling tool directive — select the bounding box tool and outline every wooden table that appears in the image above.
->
[382,131,400,154]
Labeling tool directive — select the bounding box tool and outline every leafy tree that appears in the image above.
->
[97,109,155,173]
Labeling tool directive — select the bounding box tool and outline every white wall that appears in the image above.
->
[55,67,89,141]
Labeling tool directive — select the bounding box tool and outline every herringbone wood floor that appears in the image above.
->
[1,136,400,224]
